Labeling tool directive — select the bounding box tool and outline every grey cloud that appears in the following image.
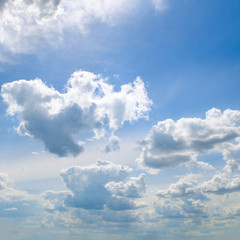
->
[0,0,7,11]
[155,174,208,220]
[102,211,139,223]
[138,108,240,170]
[105,135,120,153]
[60,161,132,210]
[106,197,137,211]
[59,161,147,212]
[2,71,152,157]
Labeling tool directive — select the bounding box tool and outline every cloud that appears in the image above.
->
[201,173,240,195]
[60,161,132,210]
[105,173,146,198]
[60,161,146,212]
[105,134,120,153]
[0,0,142,62]
[138,108,240,170]
[155,174,208,220]
[1,70,152,157]
[0,172,41,218]
[156,174,206,200]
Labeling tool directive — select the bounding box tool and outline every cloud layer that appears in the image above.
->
[1,70,152,156]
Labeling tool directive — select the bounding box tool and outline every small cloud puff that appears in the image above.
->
[105,134,120,153]
[138,108,240,170]
[1,70,152,157]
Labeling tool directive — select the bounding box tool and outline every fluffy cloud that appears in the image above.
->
[1,70,152,156]
[60,161,146,211]
[105,173,146,198]
[201,173,240,195]
[61,160,131,210]
[0,0,142,61]
[155,174,208,220]
[156,174,206,200]
[138,108,240,170]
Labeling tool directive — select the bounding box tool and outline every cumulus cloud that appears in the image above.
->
[1,70,152,156]
[138,108,240,170]
[61,160,131,210]
[201,173,240,195]
[60,161,146,211]
[156,174,206,200]
[155,174,208,219]
[105,173,146,198]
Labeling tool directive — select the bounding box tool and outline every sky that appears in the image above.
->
[0,0,240,239]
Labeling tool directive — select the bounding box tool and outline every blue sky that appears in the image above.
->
[0,0,240,239]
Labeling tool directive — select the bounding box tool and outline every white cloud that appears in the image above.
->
[105,173,146,198]
[1,70,152,157]
[138,108,240,170]
[156,174,205,199]
[0,0,141,62]
[60,161,147,212]
[201,173,240,195]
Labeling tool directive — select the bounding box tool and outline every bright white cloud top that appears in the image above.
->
[1,70,152,156]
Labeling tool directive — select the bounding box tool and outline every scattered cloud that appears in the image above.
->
[1,70,152,157]
[138,108,240,170]
[105,134,120,153]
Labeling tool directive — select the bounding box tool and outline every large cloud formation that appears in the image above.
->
[138,108,240,170]
[1,70,152,156]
